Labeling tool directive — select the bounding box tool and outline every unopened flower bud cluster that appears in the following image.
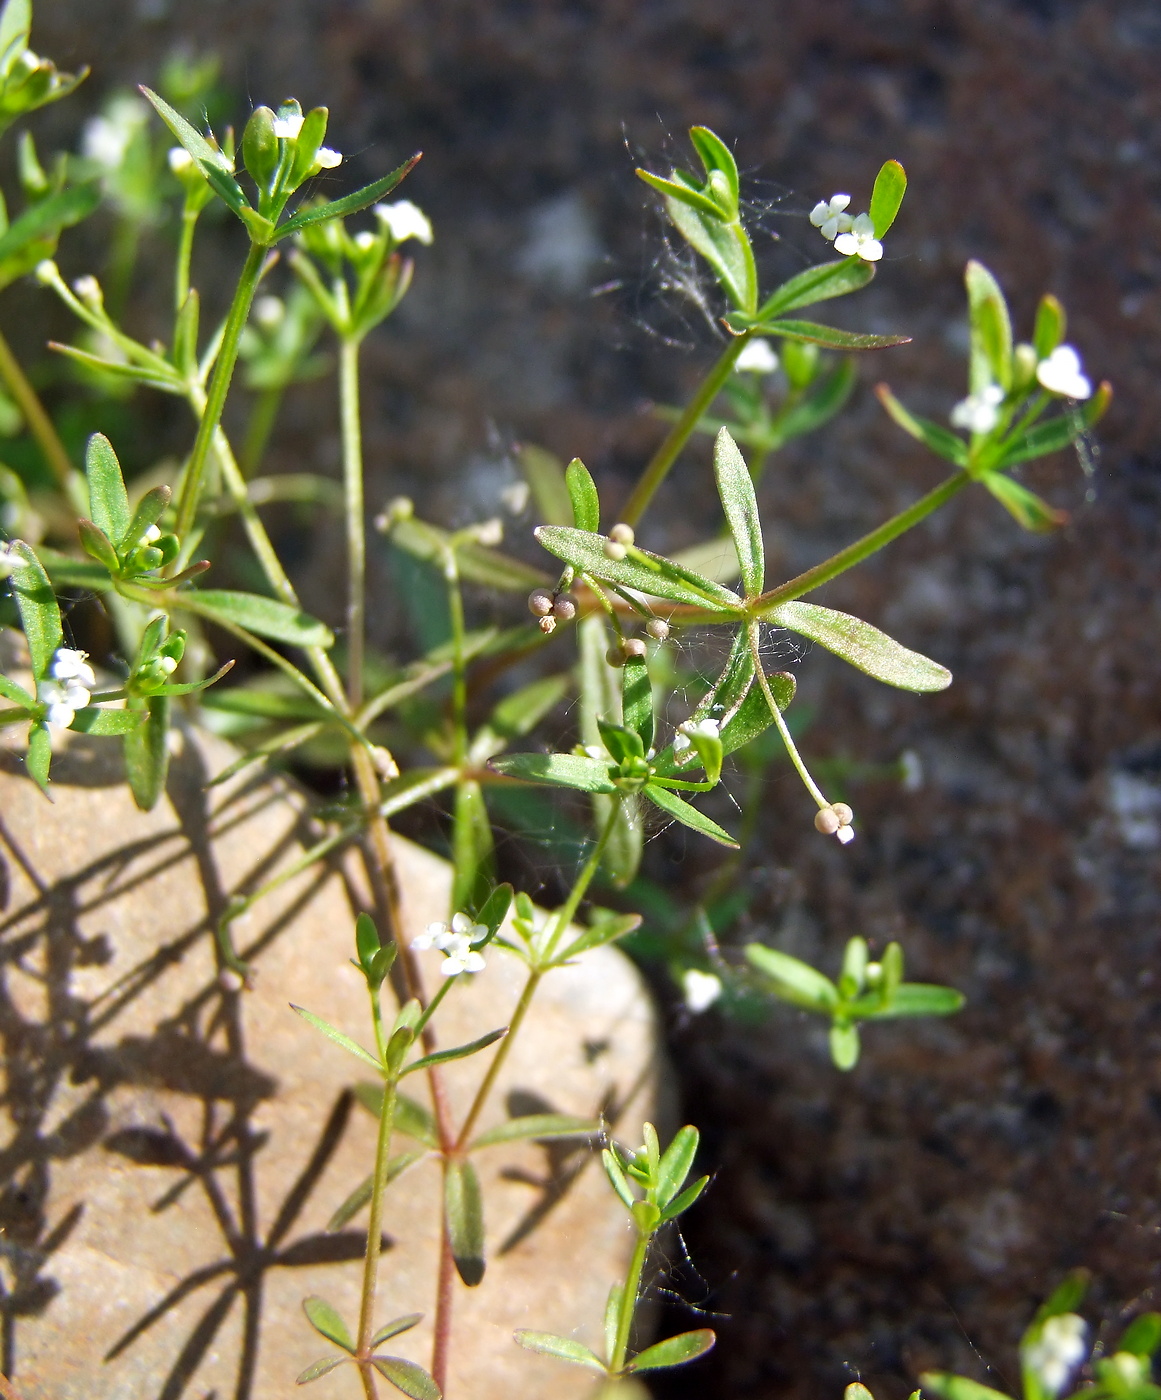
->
[814,801,855,844]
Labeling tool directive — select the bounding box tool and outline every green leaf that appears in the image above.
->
[627,1329,716,1373]
[713,428,763,597]
[370,1356,441,1400]
[689,125,739,205]
[402,1027,507,1077]
[1032,1270,1090,1327]
[766,601,951,692]
[869,159,907,238]
[77,519,119,573]
[201,687,327,721]
[0,181,99,269]
[296,1356,347,1384]
[451,779,494,918]
[644,784,738,847]
[1033,293,1066,360]
[371,1315,424,1348]
[875,384,969,466]
[70,706,146,736]
[739,317,909,351]
[325,1152,428,1230]
[139,87,248,215]
[272,155,421,240]
[7,540,61,681]
[637,167,725,221]
[123,697,169,811]
[0,673,34,708]
[185,590,335,648]
[839,936,869,1000]
[659,1174,709,1224]
[655,1125,698,1208]
[868,983,965,1018]
[390,1091,438,1146]
[578,612,642,888]
[565,457,601,533]
[35,546,111,591]
[756,258,876,320]
[25,720,51,792]
[920,1373,1013,1400]
[290,1005,382,1070]
[120,485,172,553]
[964,260,1012,393]
[445,1157,485,1287]
[829,1021,861,1070]
[302,1296,354,1353]
[490,752,616,794]
[469,1114,598,1150]
[602,1147,636,1211]
[1118,1315,1161,1360]
[516,443,572,526]
[621,657,653,753]
[84,433,130,552]
[996,386,1110,468]
[983,474,1067,533]
[487,674,570,742]
[605,1283,623,1364]
[378,766,460,820]
[475,884,513,942]
[0,0,31,75]
[745,943,838,1011]
[775,359,857,444]
[666,190,754,311]
[513,1331,607,1373]
[718,670,795,757]
[535,526,742,612]
[355,912,380,975]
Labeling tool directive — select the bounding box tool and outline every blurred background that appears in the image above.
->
[12,0,1161,1395]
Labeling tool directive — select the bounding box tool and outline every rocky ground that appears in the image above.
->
[18,0,1161,1396]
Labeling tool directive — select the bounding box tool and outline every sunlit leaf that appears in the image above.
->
[184,590,334,648]
[964,260,1012,394]
[982,474,1067,533]
[745,943,838,1011]
[655,1125,698,1209]
[70,706,145,736]
[123,697,169,811]
[920,1372,1013,1400]
[875,384,969,466]
[565,457,600,533]
[869,159,907,238]
[753,257,876,321]
[766,600,951,692]
[713,428,763,597]
[644,784,738,848]
[290,1005,382,1070]
[403,1028,506,1077]
[302,1296,354,1353]
[369,1355,441,1400]
[513,1331,607,1373]
[867,983,965,1018]
[371,1315,424,1348]
[469,1114,598,1150]
[272,154,422,240]
[737,317,909,351]
[7,540,61,680]
[535,525,742,612]
[445,1157,485,1287]
[627,1329,716,1373]
[490,752,616,794]
[296,1355,347,1384]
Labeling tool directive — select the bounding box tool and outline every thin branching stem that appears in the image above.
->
[340,335,367,709]
[610,1232,651,1373]
[0,325,75,493]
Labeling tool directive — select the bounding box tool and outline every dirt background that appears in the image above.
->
[20,0,1161,1396]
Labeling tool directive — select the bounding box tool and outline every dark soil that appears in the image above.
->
[26,1,1161,1396]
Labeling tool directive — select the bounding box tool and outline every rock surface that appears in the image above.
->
[0,725,658,1399]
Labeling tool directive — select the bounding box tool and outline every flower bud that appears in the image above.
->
[242,106,279,190]
[552,594,577,621]
[814,806,841,835]
[622,637,647,660]
[608,522,635,546]
[603,540,627,561]
[645,617,669,640]
[605,646,626,667]
[527,588,554,617]
[832,802,853,825]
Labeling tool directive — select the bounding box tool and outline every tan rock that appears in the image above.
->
[0,721,658,1399]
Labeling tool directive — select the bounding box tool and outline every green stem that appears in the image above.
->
[751,471,969,615]
[611,1232,650,1372]
[620,333,750,527]
[453,969,542,1151]
[340,336,366,708]
[174,204,200,314]
[240,384,284,477]
[0,325,74,492]
[540,795,624,965]
[174,240,266,542]
[749,621,827,808]
[356,1070,397,1377]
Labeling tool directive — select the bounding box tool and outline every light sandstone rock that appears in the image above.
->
[0,721,658,1400]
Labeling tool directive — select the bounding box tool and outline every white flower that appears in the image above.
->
[950,383,1004,434]
[374,200,434,246]
[735,338,779,375]
[167,146,193,174]
[1024,1314,1087,1396]
[311,146,342,171]
[272,113,304,140]
[37,677,90,729]
[810,193,853,242]
[50,647,96,688]
[253,295,285,329]
[0,540,17,579]
[81,95,148,171]
[682,969,723,1013]
[411,911,488,976]
[72,275,102,307]
[1036,345,1092,400]
[834,212,883,262]
[675,716,720,755]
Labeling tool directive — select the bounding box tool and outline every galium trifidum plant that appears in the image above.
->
[0,0,1121,1394]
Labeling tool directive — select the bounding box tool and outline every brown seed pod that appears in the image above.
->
[605,646,626,667]
[552,594,578,621]
[622,637,647,660]
[646,617,670,640]
[527,588,554,617]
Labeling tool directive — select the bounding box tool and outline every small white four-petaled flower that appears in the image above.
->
[374,200,434,246]
[682,969,723,1014]
[38,647,96,729]
[834,212,883,263]
[272,113,304,140]
[950,383,1004,435]
[411,911,488,976]
[1036,345,1092,400]
[810,193,853,242]
[673,716,720,755]
[735,338,779,375]
[1024,1313,1087,1397]
[311,147,342,171]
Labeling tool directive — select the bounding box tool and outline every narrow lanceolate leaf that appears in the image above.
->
[445,1157,485,1287]
[7,540,62,681]
[371,1315,424,1348]
[920,1373,1013,1400]
[290,1005,382,1070]
[996,383,1111,468]
[184,590,334,648]
[636,168,725,221]
[557,911,641,960]
[25,721,51,792]
[1033,293,1066,361]
[740,318,909,351]
[451,779,494,919]
[273,154,422,240]
[325,1151,429,1231]
[875,384,969,466]
[402,1028,507,1077]
[369,1356,442,1400]
[645,784,738,848]
[123,697,169,811]
[0,673,34,708]
[655,1125,699,1208]
[868,983,965,1018]
[622,656,653,753]
[713,428,763,597]
[535,525,742,612]
[964,260,1012,394]
[565,457,601,533]
[296,1355,347,1384]
[689,126,740,204]
[378,767,460,820]
[302,1296,354,1352]
[659,1173,709,1224]
[718,670,795,756]
[70,707,146,736]
[767,601,951,692]
[394,1093,439,1147]
[469,1114,599,1150]
[0,181,99,266]
[139,87,248,215]
[754,257,876,321]
[983,474,1067,533]
[664,191,754,311]
[120,484,172,553]
[627,1329,717,1373]
[745,943,838,1011]
[869,159,907,238]
[489,752,616,794]
[513,1331,607,1373]
[78,518,119,573]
